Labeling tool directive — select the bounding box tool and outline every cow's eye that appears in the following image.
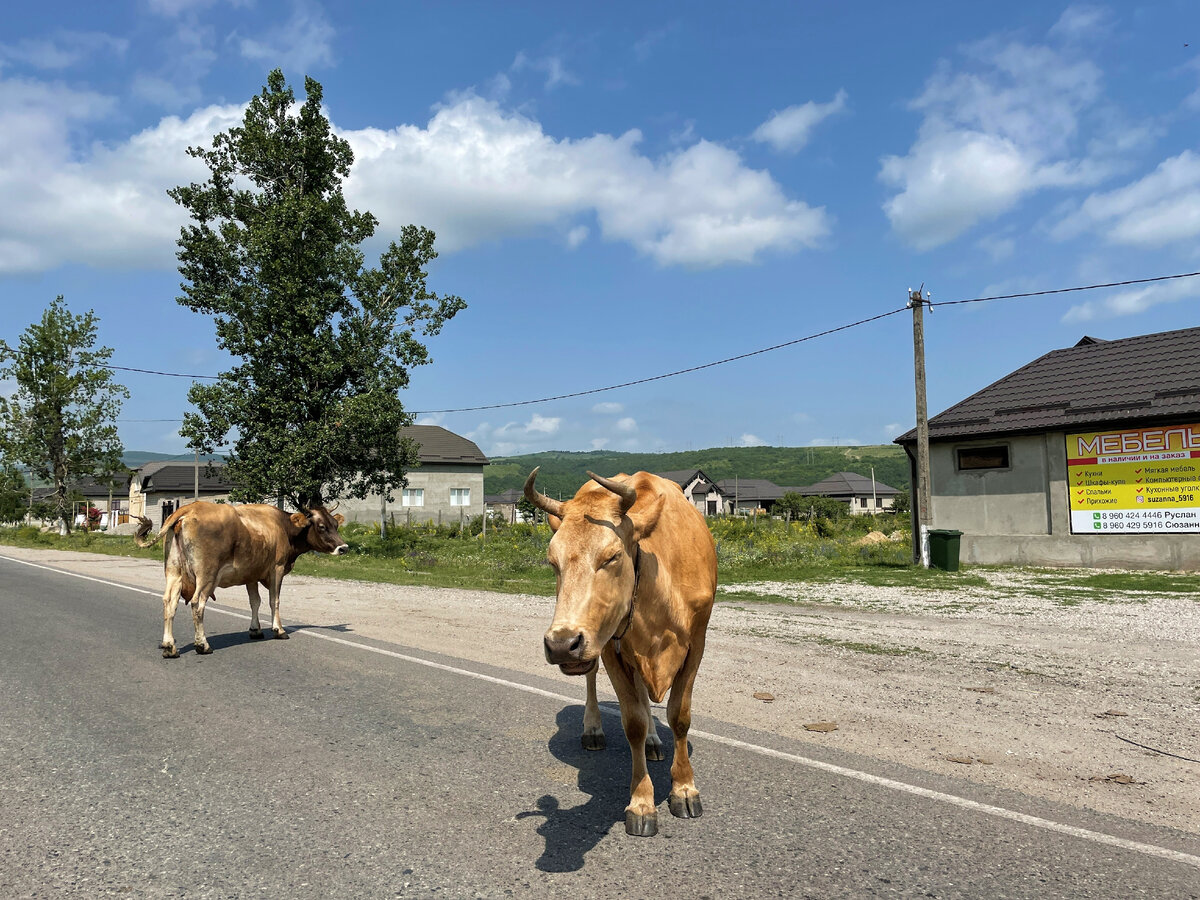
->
[603,553,621,568]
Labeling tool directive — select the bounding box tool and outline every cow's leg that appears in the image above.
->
[581,667,605,750]
[268,570,288,639]
[665,641,706,819]
[638,679,664,761]
[602,646,657,837]
[160,572,184,659]
[247,582,265,639]
[190,578,216,654]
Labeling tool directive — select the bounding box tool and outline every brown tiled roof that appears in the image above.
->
[401,425,488,465]
[896,325,1200,444]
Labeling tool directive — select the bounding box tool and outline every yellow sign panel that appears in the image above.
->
[1066,425,1200,534]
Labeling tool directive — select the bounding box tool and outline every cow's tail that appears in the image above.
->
[133,507,189,549]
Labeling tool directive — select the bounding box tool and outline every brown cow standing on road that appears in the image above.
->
[525,468,717,837]
[135,501,348,658]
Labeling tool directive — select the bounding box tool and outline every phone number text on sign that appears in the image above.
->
[1067,425,1200,535]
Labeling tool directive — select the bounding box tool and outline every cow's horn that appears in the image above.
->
[587,471,637,516]
[328,499,340,512]
[523,467,565,518]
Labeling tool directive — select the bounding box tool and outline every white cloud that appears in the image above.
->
[883,423,907,439]
[1062,277,1200,322]
[0,31,128,69]
[468,413,564,456]
[0,83,827,274]
[881,39,1108,249]
[1049,5,1112,42]
[1053,150,1200,247]
[614,417,637,433]
[511,52,578,90]
[738,433,766,447]
[752,89,847,153]
[566,225,588,248]
[344,94,829,267]
[0,83,238,273]
[590,437,609,450]
[591,401,623,414]
[977,233,1015,261]
[238,2,335,75]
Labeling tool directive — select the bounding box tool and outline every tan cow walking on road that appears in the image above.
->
[135,502,349,658]
[525,468,717,837]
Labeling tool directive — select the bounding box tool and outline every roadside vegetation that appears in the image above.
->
[0,507,961,596]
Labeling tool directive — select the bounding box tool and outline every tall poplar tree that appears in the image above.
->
[169,69,465,508]
[0,297,128,533]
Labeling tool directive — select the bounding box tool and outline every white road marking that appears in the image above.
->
[5,552,1199,870]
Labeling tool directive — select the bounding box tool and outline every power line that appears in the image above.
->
[412,306,909,413]
[79,268,1200,416]
[933,270,1200,307]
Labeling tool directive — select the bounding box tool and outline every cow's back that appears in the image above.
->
[167,502,290,588]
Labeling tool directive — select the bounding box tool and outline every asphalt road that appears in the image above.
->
[1,555,1197,899]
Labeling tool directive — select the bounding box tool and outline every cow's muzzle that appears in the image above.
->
[331,544,349,556]
[544,626,591,671]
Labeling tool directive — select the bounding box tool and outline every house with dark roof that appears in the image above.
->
[337,424,489,526]
[799,471,901,515]
[130,461,236,529]
[895,326,1200,568]
[715,477,784,514]
[655,469,725,515]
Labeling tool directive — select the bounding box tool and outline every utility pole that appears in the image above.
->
[909,286,933,567]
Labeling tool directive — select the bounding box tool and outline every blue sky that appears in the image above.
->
[1,1,1198,459]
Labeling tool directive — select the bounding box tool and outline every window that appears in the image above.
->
[450,488,470,507]
[402,488,424,507]
[956,445,1010,471]
[860,497,869,508]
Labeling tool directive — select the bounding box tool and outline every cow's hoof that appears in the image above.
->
[195,643,213,655]
[625,809,658,837]
[162,646,179,659]
[646,735,665,761]
[581,730,606,751]
[248,629,264,640]
[273,630,289,640]
[669,792,703,819]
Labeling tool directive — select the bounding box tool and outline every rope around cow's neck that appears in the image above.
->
[612,544,641,656]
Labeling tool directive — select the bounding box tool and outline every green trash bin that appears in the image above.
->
[928,529,963,571]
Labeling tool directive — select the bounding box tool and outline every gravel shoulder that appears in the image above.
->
[7,546,1198,838]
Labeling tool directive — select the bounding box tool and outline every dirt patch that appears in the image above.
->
[7,547,1198,837]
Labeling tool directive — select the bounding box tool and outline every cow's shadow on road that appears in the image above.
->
[183,622,354,654]
[516,704,676,872]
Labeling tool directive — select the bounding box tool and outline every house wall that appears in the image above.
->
[334,465,485,526]
[930,432,1200,569]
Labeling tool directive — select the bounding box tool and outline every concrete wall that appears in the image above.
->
[334,465,485,527]
[929,431,1200,569]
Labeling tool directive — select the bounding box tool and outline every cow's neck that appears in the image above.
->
[612,544,641,656]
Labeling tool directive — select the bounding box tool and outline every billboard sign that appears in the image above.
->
[1066,425,1200,534]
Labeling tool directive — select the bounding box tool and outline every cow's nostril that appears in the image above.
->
[568,633,583,653]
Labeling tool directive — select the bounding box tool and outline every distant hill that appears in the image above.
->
[484,445,909,499]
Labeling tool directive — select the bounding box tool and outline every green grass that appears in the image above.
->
[805,635,930,657]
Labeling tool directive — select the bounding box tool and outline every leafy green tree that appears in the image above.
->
[892,489,910,517]
[0,297,128,533]
[0,463,30,524]
[774,491,808,520]
[170,69,466,509]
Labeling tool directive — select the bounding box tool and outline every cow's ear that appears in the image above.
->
[334,514,345,525]
[290,512,309,528]
[548,514,562,532]
[630,492,666,542]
